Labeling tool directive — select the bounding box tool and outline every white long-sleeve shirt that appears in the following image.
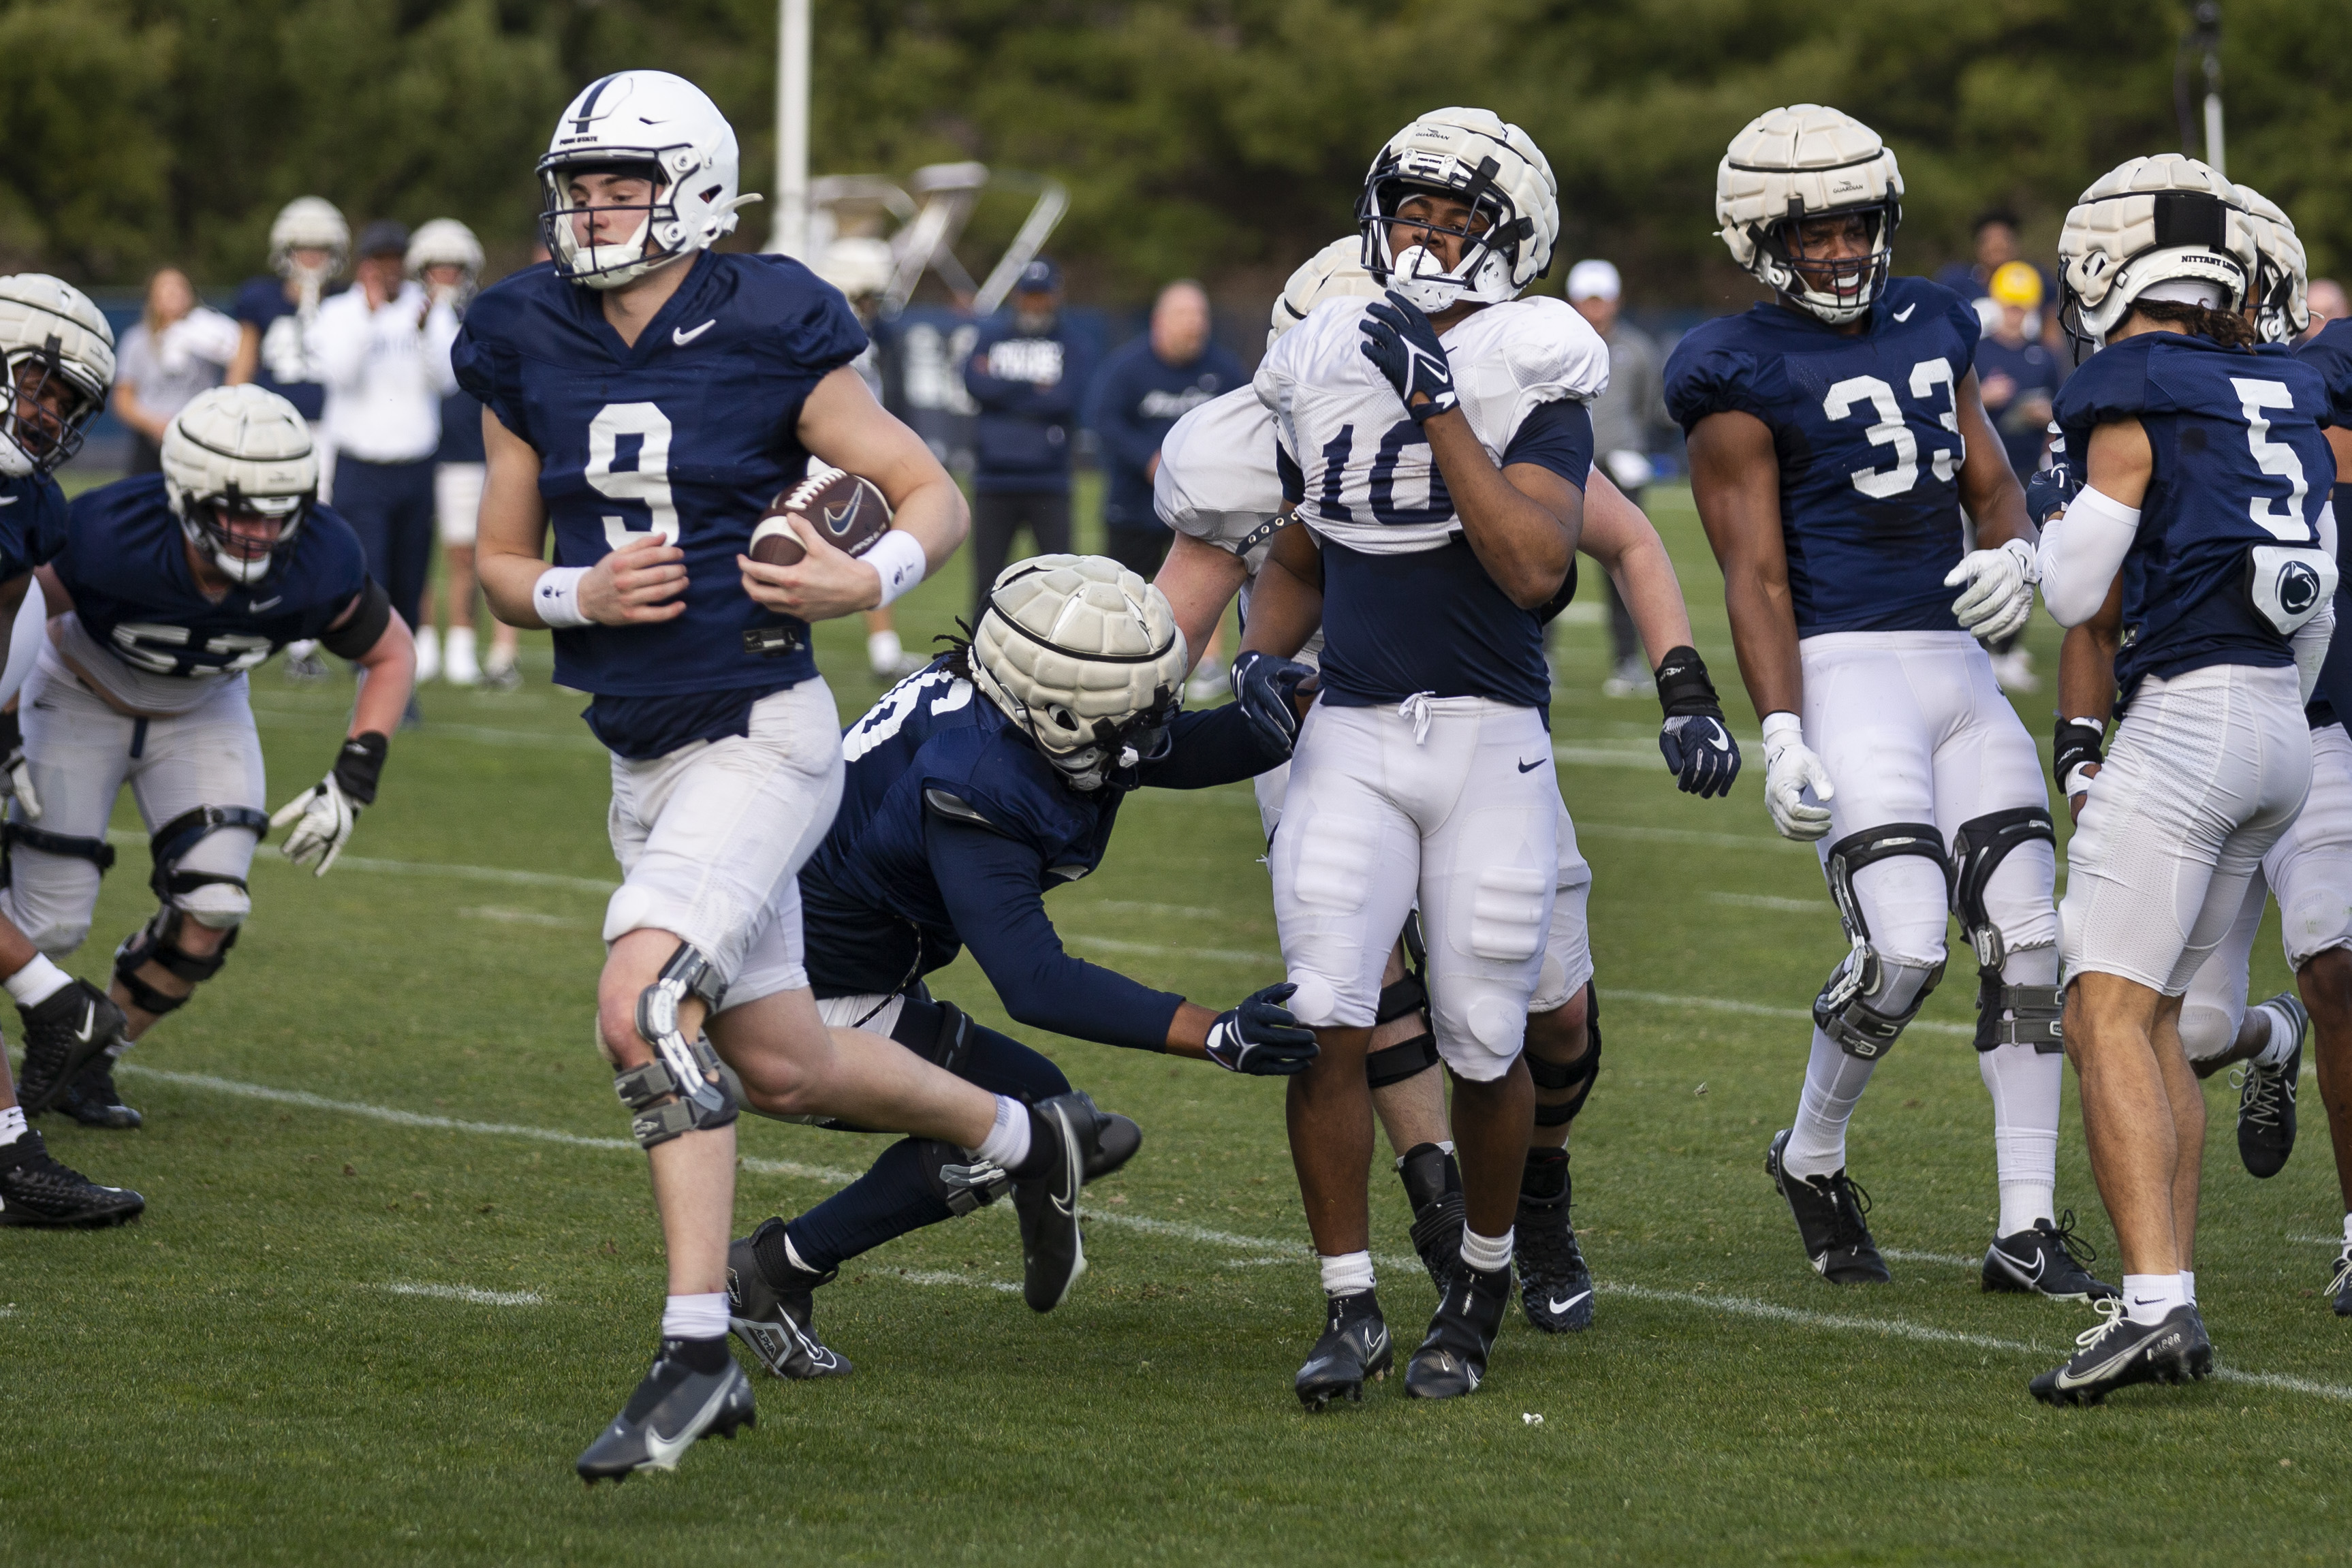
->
[313,282,459,463]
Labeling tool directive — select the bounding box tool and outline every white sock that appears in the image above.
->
[2180,1270,2196,1306]
[414,625,441,680]
[2253,1002,2302,1069]
[1981,1046,2062,1236]
[1783,1029,1879,1180]
[445,625,479,678]
[0,1105,26,1146]
[660,1291,730,1340]
[2342,1213,2352,1245]
[1437,1139,1456,1157]
[4,954,72,1009]
[1460,1226,1513,1275]
[973,1095,1032,1172]
[1319,1250,1375,1296]
[867,629,904,672]
[2120,1272,2187,1325]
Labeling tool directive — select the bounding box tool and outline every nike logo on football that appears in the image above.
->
[1547,1291,1593,1315]
[672,319,716,347]
[1517,757,1544,773]
[1892,304,1917,322]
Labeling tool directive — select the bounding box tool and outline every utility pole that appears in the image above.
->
[771,0,810,255]
[2176,2,2225,175]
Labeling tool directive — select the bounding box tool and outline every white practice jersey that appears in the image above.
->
[1154,386,1322,664]
[1255,295,1609,556]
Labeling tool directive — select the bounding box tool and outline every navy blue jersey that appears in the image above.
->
[799,657,1283,1048]
[2294,317,2352,728]
[436,388,486,465]
[2054,331,2338,699]
[963,313,1086,492]
[0,473,68,580]
[452,251,866,756]
[232,277,341,423]
[57,474,367,673]
[1088,337,1248,526]
[1975,333,2063,480]
[1665,276,1979,636]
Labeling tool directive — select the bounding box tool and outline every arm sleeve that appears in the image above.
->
[924,813,1185,1050]
[2035,484,2141,627]
[1135,703,1290,790]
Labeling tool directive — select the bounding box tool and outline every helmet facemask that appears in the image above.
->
[178,486,309,586]
[2,343,104,476]
[539,158,686,291]
[999,685,1179,793]
[1753,199,1898,325]
[1359,161,1529,316]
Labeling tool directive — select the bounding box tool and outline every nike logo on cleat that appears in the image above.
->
[72,1004,95,1044]
[1892,304,1916,322]
[1548,1291,1592,1315]
[672,319,716,347]
[1518,757,1543,773]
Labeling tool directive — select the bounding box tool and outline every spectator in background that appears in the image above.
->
[407,218,520,691]
[817,234,926,678]
[1935,208,2065,355]
[110,268,239,473]
[963,257,1086,625]
[1970,260,2058,694]
[313,219,458,725]
[1566,259,1669,697]
[228,197,348,497]
[2307,277,2347,339]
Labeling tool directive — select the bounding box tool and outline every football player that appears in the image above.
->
[462,72,1107,1481]
[1665,106,2108,1301]
[2028,157,2335,1403]
[1154,238,1741,1337]
[725,554,1313,1377]
[1238,108,1605,1405]
[5,385,415,1129]
[2048,183,2352,1320]
[0,274,145,1226]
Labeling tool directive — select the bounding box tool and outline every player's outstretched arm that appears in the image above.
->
[1235,520,1321,661]
[2037,418,2150,627]
[1687,411,1800,719]
[1954,371,2035,550]
[1580,469,1693,661]
[1154,532,1250,676]
[344,600,417,740]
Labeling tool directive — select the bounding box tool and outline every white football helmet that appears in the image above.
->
[162,386,319,585]
[0,275,116,478]
[2234,184,2309,345]
[815,236,896,304]
[2057,155,2256,351]
[1268,236,1385,348]
[1357,108,1557,315]
[1716,105,1903,326]
[407,218,484,288]
[537,70,753,290]
[268,197,349,279]
[971,554,1188,792]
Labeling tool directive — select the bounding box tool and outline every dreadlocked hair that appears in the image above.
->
[935,619,978,683]
[2130,297,2258,349]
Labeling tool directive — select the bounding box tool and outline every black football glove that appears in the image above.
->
[1204,982,1318,1076]
[1358,293,1458,424]
[2054,717,2105,798]
[1228,650,1319,755]
[1653,646,1741,799]
[2024,427,2077,526]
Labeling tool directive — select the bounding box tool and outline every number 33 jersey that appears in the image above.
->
[1664,276,1980,637]
[452,250,866,740]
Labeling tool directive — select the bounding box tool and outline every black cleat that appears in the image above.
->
[14,981,128,1116]
[1294,1289,1392,1411]
[0,1131,144,1227]
[1766,1129,1889,1283]
[1085,1112,1142,1185]
[2330,1242,2352,1319]
[2234,992,2306,1178]
[1405,1262,1512,1399]
[576,1339,755,1482]
[2029,1300,2211,1407]
[1982,1211,2118,1302]
[1014,1092,1101,1312]
[727,1221,849,1380]
[55,1061,142,1130]
[1396,1142,1465,1294]
[1514,1147,1594,1332]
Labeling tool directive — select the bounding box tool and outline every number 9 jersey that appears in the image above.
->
[452,251,866,751]
[1663,275,1979,636]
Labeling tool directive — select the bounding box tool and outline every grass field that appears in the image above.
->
[5,484,2349,1567]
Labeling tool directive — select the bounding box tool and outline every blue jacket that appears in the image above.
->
[964,313,1088,492]
[1088,336,1246,527]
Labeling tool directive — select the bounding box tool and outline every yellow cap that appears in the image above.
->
[1990,260,2043,309]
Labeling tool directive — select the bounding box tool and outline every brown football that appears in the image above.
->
[749,468,892,567]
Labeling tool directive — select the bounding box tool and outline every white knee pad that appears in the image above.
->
[2178,999,2242,1065]
[2280,885,2352,971]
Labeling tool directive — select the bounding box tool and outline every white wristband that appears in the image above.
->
[533,566,591,629]
[864,530,928,608]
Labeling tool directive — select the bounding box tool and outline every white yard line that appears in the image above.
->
[379,1283,544,1307]
[1065,934,1272,966]
[1577,821,1805,851]
[102,830,622,896]
[1707,892,1824,913]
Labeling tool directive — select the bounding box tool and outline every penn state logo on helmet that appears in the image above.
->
[1715,105,1903,326]
[0,274,116,478]
[537,70,757,290]
[2056,155,2257,351]
[1356,108,1558,315]
[971,554,1189,793]
[1268,236,1385,348]
[162,386,319,586]
[2233,184,2308,345]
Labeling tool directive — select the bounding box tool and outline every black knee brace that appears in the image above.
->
[112,907,238,1017]
[617,942,737,1150]
[3,821,116,891]
[1364,970,1439,1088]
[1528,982,1602,1128]
[145,804,269,905]
[1815,823,1951,1060]
[1951,808,2063,1054]
[896,995,973,1078]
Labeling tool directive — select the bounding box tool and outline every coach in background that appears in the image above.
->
[313,219,458,714]
[110,268,239,474]
[963,257,1088,626]
[1567,259,1669,696]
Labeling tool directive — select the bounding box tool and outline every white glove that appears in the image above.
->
[1760,711,1835,841]
[270,773,358,877]
[1943,539,2039,642]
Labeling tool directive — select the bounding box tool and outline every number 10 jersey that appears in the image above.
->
[1664,275,1981,638]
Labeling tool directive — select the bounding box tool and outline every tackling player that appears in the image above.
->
[726,555,1312,1377]
[1240,108,1601,1405]
[4,385,413,1129]
[1155,238,1741,1337]
[1667,106,2108,1301]
[2028,157,2335,1403]
[463,72,1107,1480]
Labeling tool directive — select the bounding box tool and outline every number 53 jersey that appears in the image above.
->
[1664,276,1981,637]
[452,250,867,715]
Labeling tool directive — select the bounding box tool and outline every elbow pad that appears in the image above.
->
[2036,485,2139,627]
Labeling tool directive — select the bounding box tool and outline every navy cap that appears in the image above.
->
[1015,256,1061,294]
[356,219,411,259]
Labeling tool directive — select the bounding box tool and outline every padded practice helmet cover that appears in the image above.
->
[0,274,116,477]
[1270,236,1385,349]
[971,554,1187,784]
[1357,108,1558,314]
[1716,104,1903,326]
[2057,155,2257,348]
[2233,184,2308,345]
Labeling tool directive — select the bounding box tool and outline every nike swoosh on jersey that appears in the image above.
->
[0,496,17,506]
[672,319,717,347]
[1517,757,1543,773]
[1892,304,1917,322]
[251,597,283,612]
